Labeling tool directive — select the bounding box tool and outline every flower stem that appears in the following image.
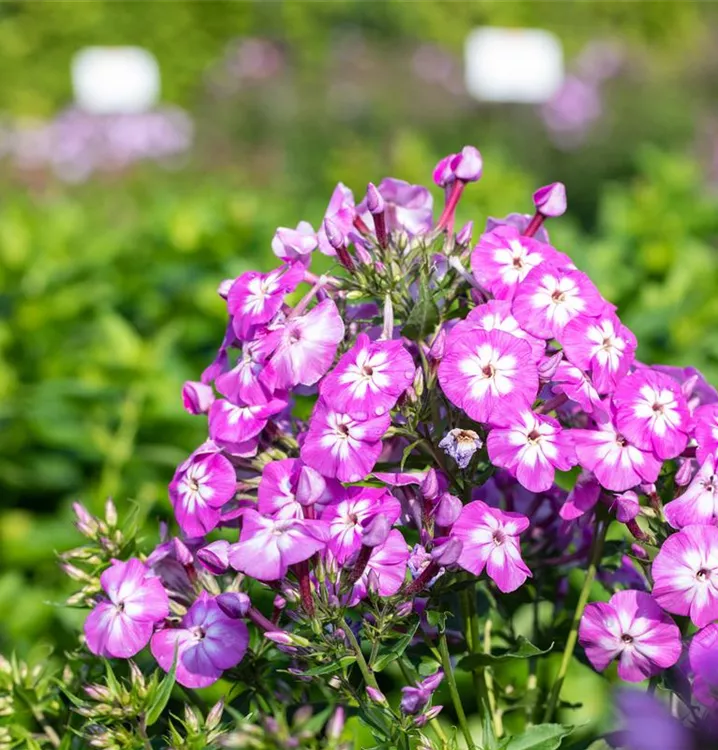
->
[543,518,607,722]
[344,621,379,691]
[438,623,475,750]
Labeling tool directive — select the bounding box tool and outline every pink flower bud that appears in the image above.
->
[182,380,215,415]
[323,217,346,250]
[611,491,640,523]
[421,469,440,501]
[631,543,649,560]
[430,537,462,566]
[326,707,345,739]
[532,182,567,218]
[434,492,462,528]
[196,539,230,574]
[366,182,385,214]
[538,351,563,382]
[295,464,326,506]
[396,601,413,617]
[429,328,446,364]
[456,220,474,246]
[273,595,287,611]
[452,146,483,183]
[675,459,695,487]
[433,154,456,187]
[415,705,443,727]
[366,686,388,705]
[216,591,251,619]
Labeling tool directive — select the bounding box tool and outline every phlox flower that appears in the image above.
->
[470,226,569,300]
[559,470,602,520]
[439,428,483,470]
[181,380,215,415]
[151,592,248,689]
[578,590,681,682]
[258,458,338,520]
[320,333,415,419]
[560,311,636,394]
[551,360,605,415]
[317,183,355,255]
[689,623,718,709]
[169,443,237,536]
[357,178,433,236]
[451,500,531,593]
[84,558,169,659]
[438,329,538,426]
[613,369,691,459]
[652,524,718,628]
[664,453,718,529]
[272,221,317,262]
[694,402,718,463]
[215,342,276,405]
[208,396,286,448]
[400,671,444,715]
[512,265,604,340]
[487,408,576,493]
[228,509,327,581]
[227,263,304,340]
[300,400,391,483]
[345,529,409,605]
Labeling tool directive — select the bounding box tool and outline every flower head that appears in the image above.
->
[664,453,718,529]
[258,458,338,520]
[439,428,484,469]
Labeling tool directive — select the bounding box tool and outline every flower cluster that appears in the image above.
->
[69,147,717,748]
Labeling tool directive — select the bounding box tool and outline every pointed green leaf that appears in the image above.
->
[371,620,420,672]
[145,649,177,727]
[505,723,574,750]
[402,285,439,341]
[457,636,553,670]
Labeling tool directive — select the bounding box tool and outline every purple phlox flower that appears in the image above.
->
[431,536,463,566]
[228,509,328,581]
[452,300,545,361]
[146,536,198,594]
[215,342,276,406]
[533,182,567,218]
[485,213,550,244]
[578,589,681,682]
[689,623,718,709]
[215,591,251,619]
[400,670,444,715]
[614,691,693,750]
[84,558,169,659]
[260,299,345,389]
[610,490,640,522]
[512,265,604,340]
[694,403,718,463]
[182,381,215,415]
[196,539,231,574]
[356,178,433,236]
[258,458,340,520]
[272,221,317,263]
[317,183,355,256]
[551,360,605,416]
[652,524,718,628]
[451,500,531,593]
[151,592,248,689]
[598,555,647,592]
[487,407,576,493]
[664,453,718,529]
[439,428,483,470]
[560,310,636,394]
[208,396,286,452]
[613,369,691,460]
[438,329,538,426]
[300,399,390,483]
[169,443,237,537]
[345,529,409,605]
[321,487,401,564]
[470,226,569,301]
[572,414,662,493]
[320,333,415,419]
[227,263,304,340]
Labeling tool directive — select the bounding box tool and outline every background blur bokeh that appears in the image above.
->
[3,0,718,739]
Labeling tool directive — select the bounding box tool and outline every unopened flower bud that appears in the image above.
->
[61,563,89,582]
[366,686,388,705]
[217,278,234,299]
[366,182,385,214]
[412,367,424,398]
[538,351,563,382]
[273,594,287,611]
[326,706,345,739]
[264,630,311,648]
[429,328,446,364]
[296,464,326,506]
[216,591,251,619]
[415,705,443,727]
[421,468,440,501]
[456,220,473,246]
[362,514,391,548]
[453,146,483,183]
[533,182,567,218]
[611,491,640,522]
[323,217,346,251]
[104,498,118,527]
[396,601,413,617]
[354,242,373,266]
[84,683,112,702]
[631,543,649,560]
[182,380,215,415]
[184,704,201,733]
[433,154,455,188]
[434,492,463,528]
[367,568,381,595]
[196,539,230,574]
[675,458,695,487]
[73,502,98,536]
[206,699,224,731]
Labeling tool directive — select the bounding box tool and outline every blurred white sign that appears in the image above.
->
[72,47,160,114]
[464,28,563,103]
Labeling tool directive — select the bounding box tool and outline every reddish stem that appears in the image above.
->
[345,545,372,587]
[435,181,465,232]
[372,211,388,249]
[402,561,440,596]
[247,606,276,632]
[294,561,315,616]
[523,211,545,238]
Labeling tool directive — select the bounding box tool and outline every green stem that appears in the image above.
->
[344,622,379,691]
[438,626,475,750]
[483,619,502,738]
[543,518,607,722]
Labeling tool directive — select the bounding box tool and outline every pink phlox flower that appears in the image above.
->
[272,221,317,263]
[317,183,355,256]
[689,623,718,709]
[560,470,602,520]
[84,558,169,659]
[208,396,287,448]
[653,364,718,409]
[357,178,433,236]
[215,342,276,405]
[258,458,340,520]
[560,310,636,394]
[433,146,483,187]
[487,407,576,493]
[664,453,718,529]
[300,399,391,482]
[451,500,531,593]
[578,589,682,682]
[181,381,215,415]
[227,262,304,340]
[470,226,569,301]
[169,443,237,537]
[321,487,402,564]
[146,536,198,594]
[260,299,345,390]
[551,360,606,416]
[228,509,328,581]
[438,329,538,426]
[611,490,640,523]
[320,333,415,419]
[694,403,718,464]
[345,529,409,605]
[613,369,691,460]
[652,524,718,628]
[512,264,604,340]
[151,592,248,689]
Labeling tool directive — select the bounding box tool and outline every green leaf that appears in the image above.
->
[504,724,574,750]
[457,636,553,670]
[145,648,177,727]
[371,620,420,672]
[402,285,439,341]
[400,439,423,471]
[304,656,356,676]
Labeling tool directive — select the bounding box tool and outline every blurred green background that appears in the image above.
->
[2,0,718,734]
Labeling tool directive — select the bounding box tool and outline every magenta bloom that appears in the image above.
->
[181,381,215,415]
[229,509,327,581]
[300,400,390,483]
[451,500,531,593]
[613,370,691,460]
[573,419,662,492]
[169,444,237,536]
[321,487,402,564]
[470,226,568,301]
[560,471,602,520]
[438,329,538,426]
[560,311,636,394]
[258,458,337,519]
[272,221,317,262]
[689,623,718,709]
[317,183,355,256]
[227,263,304,340]
[664,453,718,529]
[320,333,415,419]
[694,403,718,463]
[578,590,681,682]
[487,409,576,492]
[347,529,409,604]
[84,558,169,659]
[512,265,604,340]
[208,397,286,447]
[652,525,718,628]
[215,344,275,406]
[151,592,248,688]
[551,360,604,415]
[261,299,345,389]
